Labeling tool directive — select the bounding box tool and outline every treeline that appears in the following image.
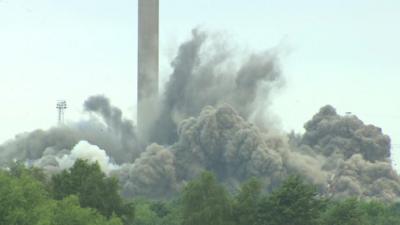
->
[1,160,400,225]
[0,160,132,225]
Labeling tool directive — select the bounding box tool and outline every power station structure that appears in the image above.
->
[56,100,67,125]
[137,0,159,140]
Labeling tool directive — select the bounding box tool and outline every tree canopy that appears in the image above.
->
[0,167,123,225]
[51,159,134,223]
[2,163,400,225]
[182,172,234,225]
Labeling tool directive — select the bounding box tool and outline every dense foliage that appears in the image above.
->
[52,159,134,222]
[1,160,400,225]
[0,163,124,225]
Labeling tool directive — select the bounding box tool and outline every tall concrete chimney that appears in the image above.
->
[138,0,159,140]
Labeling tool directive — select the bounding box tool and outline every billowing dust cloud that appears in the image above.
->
[0,30,399,201]
[148,30,284,144]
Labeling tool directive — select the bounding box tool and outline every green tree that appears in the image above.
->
[257,175,324,225]
[158,200,183,225]
[51,159,134,223]
[360,201,388,225]
[358,201,400,225]
[233,178,262,225]
[386,202,400,225]
[50,195,123,225]
[133,199,161,225]
[0,167,124,225]
[132,199,182,225]
[321,198,366,225]
[150,201,170,218]
[182,172,233,225]
[0,170,50,225]
[8,161,49,187]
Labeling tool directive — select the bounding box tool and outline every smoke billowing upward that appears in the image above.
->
[114,143,178,198]
[83,96,141,162]
[0,95,141,166]
[0,29,399,202]
[149,30,284,144]
[301,105,391,162]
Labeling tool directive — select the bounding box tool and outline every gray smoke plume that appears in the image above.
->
[0,127,79,166]
[33,140,119,175]
[0,29,399,202]
[171,105,287,190]
[301,105,391,162]
[297,105,397,201]
[114,143,178,198]
[328,154,400,201]
[108,104,320,198]
[149,29,284,144]
[83,95,140,162]
[0,96,140,166]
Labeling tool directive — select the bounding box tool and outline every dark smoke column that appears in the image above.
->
[138,0,159,141]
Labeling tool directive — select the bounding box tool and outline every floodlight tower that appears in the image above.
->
[56,100,67,125]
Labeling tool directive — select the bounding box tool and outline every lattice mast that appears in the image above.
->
[56,100,67,125]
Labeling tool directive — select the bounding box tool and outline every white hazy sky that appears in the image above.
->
[0,0,399,167]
